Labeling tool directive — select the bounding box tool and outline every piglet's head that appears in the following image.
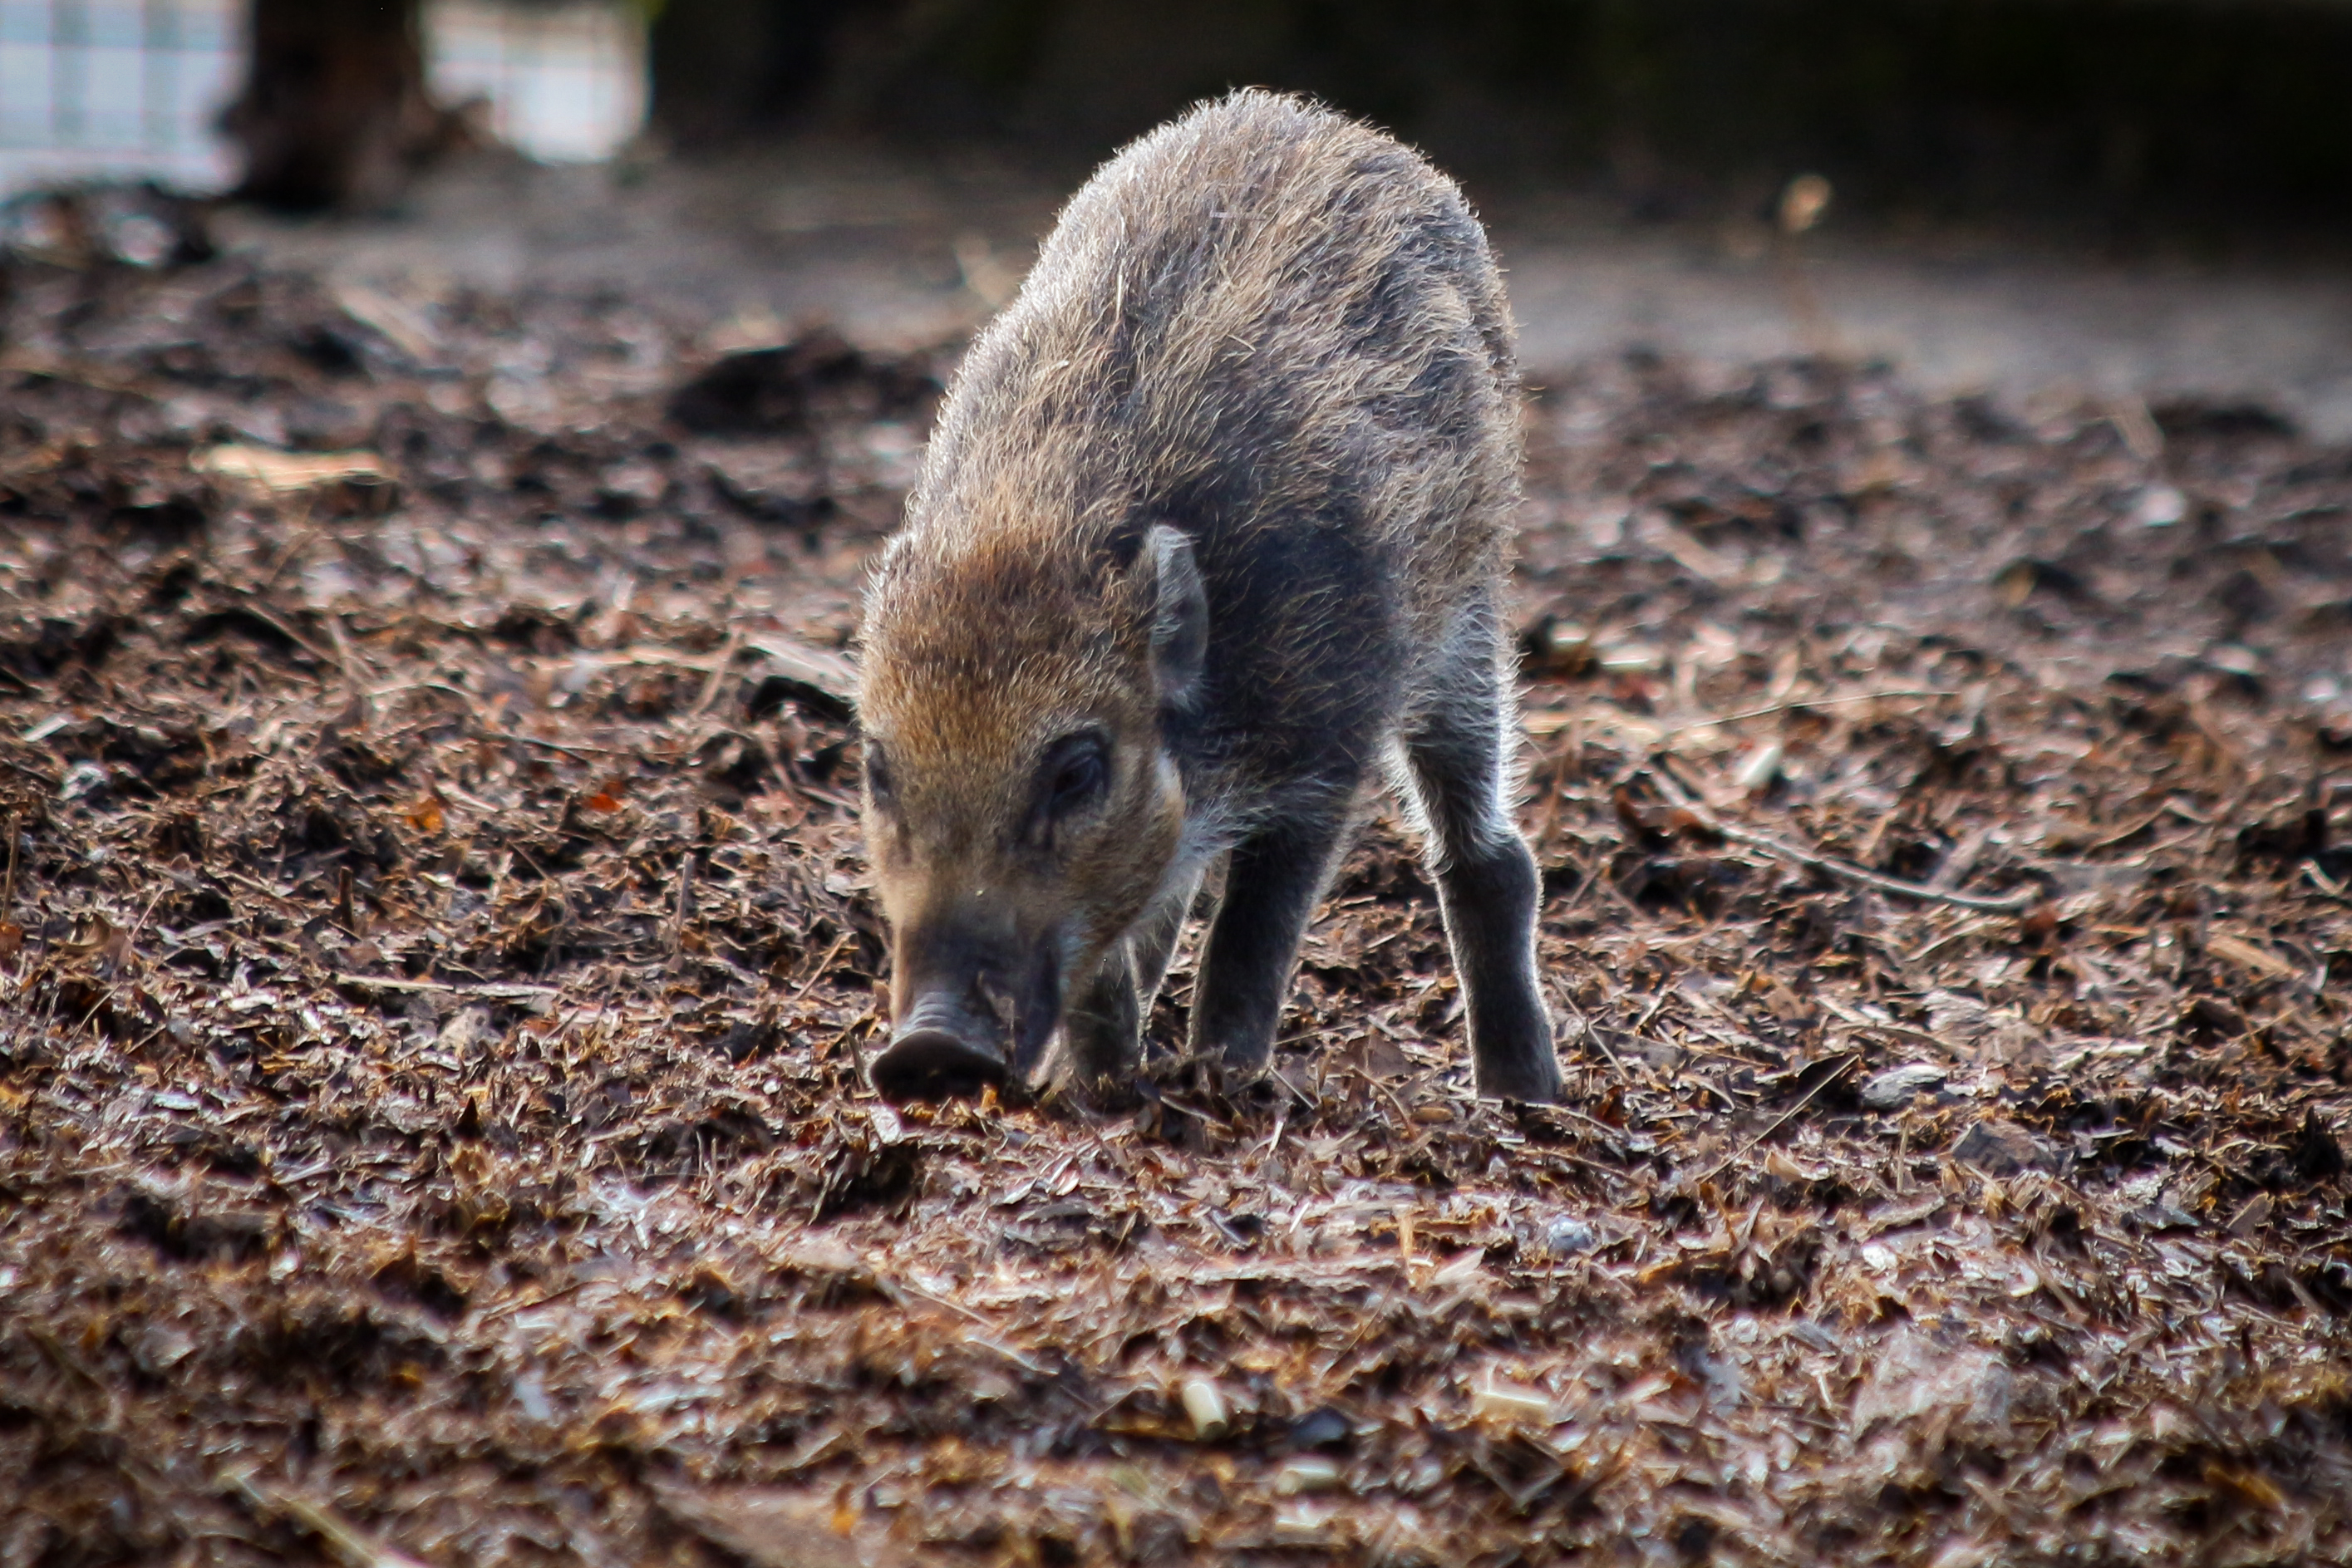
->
[854,520,1205,1100]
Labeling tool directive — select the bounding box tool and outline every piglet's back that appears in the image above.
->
[873,90,1523,789]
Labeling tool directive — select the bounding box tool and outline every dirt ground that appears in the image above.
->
[2,196,2350,1567]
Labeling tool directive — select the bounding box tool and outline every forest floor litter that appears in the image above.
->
[2,201,2349,1566]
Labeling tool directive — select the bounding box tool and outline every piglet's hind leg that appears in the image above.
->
[1399,592,1562,1103]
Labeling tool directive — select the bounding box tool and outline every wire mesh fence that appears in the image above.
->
[0,0,240,193]
[0,0,645,197]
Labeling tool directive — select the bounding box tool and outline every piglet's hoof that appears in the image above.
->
[868,1029,1011,1103]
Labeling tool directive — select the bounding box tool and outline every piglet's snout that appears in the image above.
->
[868,988,1011,1103]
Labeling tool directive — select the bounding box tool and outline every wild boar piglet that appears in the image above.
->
[857,88,1563,1105]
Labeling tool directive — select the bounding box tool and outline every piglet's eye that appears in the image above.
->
[1040,733,1109,819]
[863,743,894,803]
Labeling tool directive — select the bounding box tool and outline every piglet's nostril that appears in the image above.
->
[868,1027,1010,1103]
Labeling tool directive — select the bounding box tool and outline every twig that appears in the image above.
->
[788,930,854,1004]
[470,1278,592,1325]
[1526,687,1949,739]
[1550,1103,1634,1144]
[124,883,168,954]
[842,1014,871,1088]
[1264,1065,1316,1110]
[485,729,617,760]
[1658,687,1951,740]
[2,809,17,927]
[1547,850,1603,922]
[254,516,322,594]
[1258,1106,1289,1160]
[220,1469,437,1568]
[0,351,150,396]
[327,974,560,1002]
[1815,994,1948,1051]
[219,868,310,913]
[668,852,699,953]
[881,1278,1049,1374]
[1647,760,2040,913]
[1689,1053,1862,1187]
[1557,990,1627,1075]
[223,589,339,668]
[689,628,744,720]
[0,755,62,790]
[1907,915,2003,967]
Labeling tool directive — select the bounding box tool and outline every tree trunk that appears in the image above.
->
[224,0,460,210]
[648,0,875,146]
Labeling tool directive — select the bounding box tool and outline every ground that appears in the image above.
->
[1,187,2350,1567]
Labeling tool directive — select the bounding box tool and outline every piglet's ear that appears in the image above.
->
[1144,524,1207,705]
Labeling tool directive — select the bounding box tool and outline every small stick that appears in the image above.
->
[218,868,308,913]
[321,974,559,1000]
[0,757,61,789]
[1264,1065,1316,1111]
[1259,1107,1288,1160]
[1545,849,1605,926]
[1525,687,1948,739]
[1814,993,1947,1051]
[1522,1098,1638,1147]
[1631,985,1674,1036]
[124,883,167,951]
[224,589,339,668]
[2,809,17,927]
[1660,687,1951,740]
[219,1470,436,1568]
[486,729,614,760]
[668,852,698,953]
[1907,915,2003,968]
[1689,1053,1861,1187]
[1559,993,1627,1076]
[1647,761,2039,913]
[844,1014,870,1088]
[254,514,322,593]
[788,930,855,1005]
[689,628,745,720]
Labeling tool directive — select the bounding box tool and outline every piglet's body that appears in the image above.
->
[858,89,1562,1103]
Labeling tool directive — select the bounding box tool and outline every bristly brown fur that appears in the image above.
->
[859,88,1562,1104]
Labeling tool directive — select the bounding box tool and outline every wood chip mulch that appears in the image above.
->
[2,221,2348,1566]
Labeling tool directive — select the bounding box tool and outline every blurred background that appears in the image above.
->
[5,0,2352,426]
[0,0,646,194]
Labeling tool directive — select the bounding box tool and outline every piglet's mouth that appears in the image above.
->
[868,945,1060,1103]
[868,1026,1011,1103]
